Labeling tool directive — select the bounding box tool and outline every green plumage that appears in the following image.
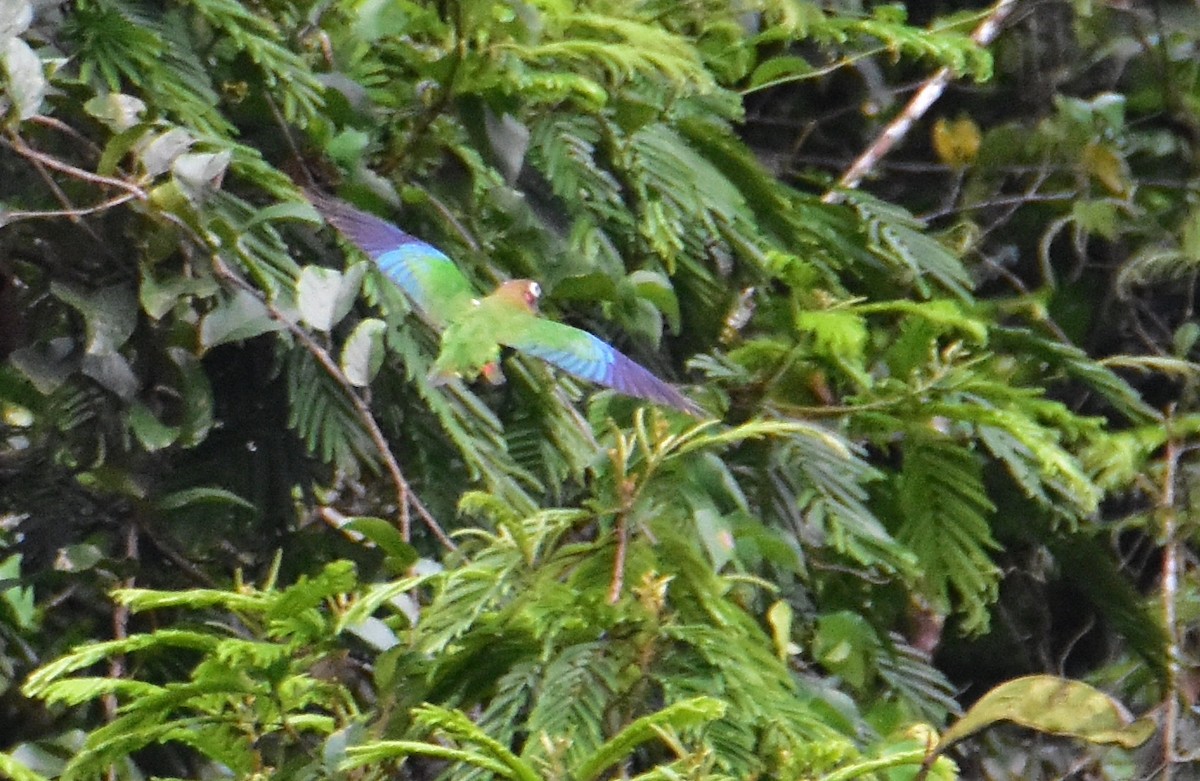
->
[312,196,701,414]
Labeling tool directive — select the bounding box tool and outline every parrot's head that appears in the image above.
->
[495,279,542,312]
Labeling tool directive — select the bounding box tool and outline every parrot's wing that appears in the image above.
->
[500,316,701,415]
[310,193,476,327]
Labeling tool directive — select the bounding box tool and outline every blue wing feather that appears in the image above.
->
[310,193,475,326]
[502,319,700,414]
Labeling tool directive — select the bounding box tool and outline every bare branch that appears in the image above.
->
[3,131,149,200]
[824,0,1020,202]
[1,191,142,225]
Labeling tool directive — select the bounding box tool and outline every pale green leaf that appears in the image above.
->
[3,37,45,119]
[340,317,387,386]
[940,675,1155,750]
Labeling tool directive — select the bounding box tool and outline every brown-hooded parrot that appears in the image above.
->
[310,194,701,415]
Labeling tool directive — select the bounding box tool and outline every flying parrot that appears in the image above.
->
[309,194,701,415]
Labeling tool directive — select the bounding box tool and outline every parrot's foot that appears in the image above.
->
[426,368,457,387]
[481,362,506,385]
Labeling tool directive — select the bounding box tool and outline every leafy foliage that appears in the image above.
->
[0,0,1189,779]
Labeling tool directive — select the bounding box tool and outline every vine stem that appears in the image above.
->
[823,0,1019,202]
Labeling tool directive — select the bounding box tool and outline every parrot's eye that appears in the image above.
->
[526,282,541,307]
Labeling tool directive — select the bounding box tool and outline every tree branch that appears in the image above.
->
[824,0,1019,202]
[207,251,456,550]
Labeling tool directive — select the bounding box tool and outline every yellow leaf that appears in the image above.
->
[932,116,981,168]
[1081,141,1131,196]
[940,674,1155,750]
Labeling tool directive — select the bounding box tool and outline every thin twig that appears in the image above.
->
[104,521,139,737]
[137,520,219,587]
[29,114,104,156]
[208,255,455,550]
[3,132,148,200]
[1160,420,1180,781]
[1,191,142,224]
[7,137,107,244]
[823,0,1019,202]
[918,189,1078,222]
[608,486,631,605]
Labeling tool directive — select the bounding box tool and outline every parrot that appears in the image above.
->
[309,193,702,415]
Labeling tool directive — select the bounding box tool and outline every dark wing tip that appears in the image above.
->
[306,190,418,258]
[607,351,704,416]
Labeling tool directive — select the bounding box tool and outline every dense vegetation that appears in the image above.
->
[1,0,1196,778]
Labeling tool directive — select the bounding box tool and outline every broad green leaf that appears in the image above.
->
[325,127,371,167]
[767,600,796,660]
[137,128,193,177]
[1081,142,1130,197]
[81,352,138,399]
[0,751,51,781]
[241,200,321,231]
[345,616,398,651]
[746,55,813,90]
[53,544,104,573]
[0,554,34,631]
[931,116,981,168]
[50,283,137,355]
[340,516,418,565]
[940,675,1155,750]
[627,269,681,334]
[84,93,147,132]
[340,317,387,386]
[298,264,364,331]
[139,270,219,320]
[172,151,231,200]
[8,338,76,393]
[1072,199,1120,239]
[2,37,45,120]
[200,289,285,348]
[129,401,180,451]
[156,487,256,514]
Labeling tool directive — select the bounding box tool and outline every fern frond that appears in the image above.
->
[514,13,716,93]
[848,191,974,299]
[895,434,1000,634]
[767,427,915,575]
[522,642,617,769]
[22,630,219,698]
[285,347,377,471]
[574,697,726,781]
[876,633,961,721]
[68,0,231,134]
[186,0,323,124]
[992,327,1158,423]
[65,717,256,778]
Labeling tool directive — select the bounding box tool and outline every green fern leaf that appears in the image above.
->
[896,434,1000,633]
